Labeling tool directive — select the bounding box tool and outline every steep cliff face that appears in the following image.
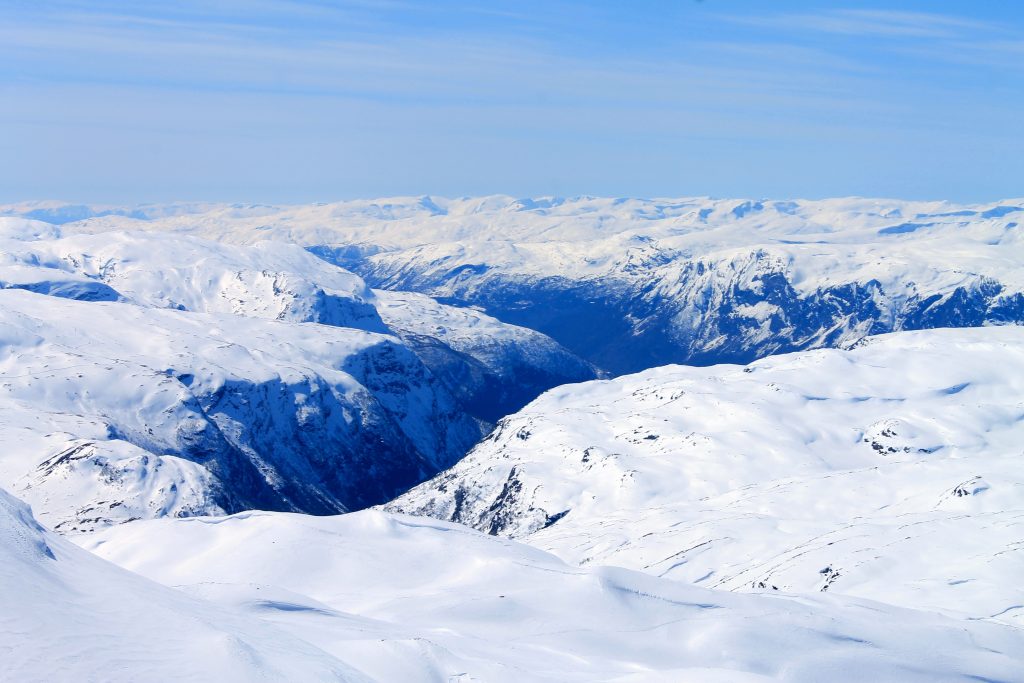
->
[0,288,484,532]
[356,238,1024,374]
[373,290,597,421]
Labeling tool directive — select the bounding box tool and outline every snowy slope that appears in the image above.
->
[2,198,1022,679]
[80,502,1024,683]
[0,286,484,531]
[374,289,596,420]
[0,222,598,530]
[0,227,387,330]
[0,488,370,682]
[15,195,1023,373]
[0,222,595,421]
[389,326,1024,626]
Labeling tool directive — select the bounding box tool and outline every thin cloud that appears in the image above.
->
[3,1,1022,202]
[726,8,1001,39]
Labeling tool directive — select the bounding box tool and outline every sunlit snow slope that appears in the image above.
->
[0,488,370,682]
[3,197,1023,681]
[79,501,1024,682]
[390,326,1024,627]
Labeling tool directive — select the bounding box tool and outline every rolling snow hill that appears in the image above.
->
[389,326,1024,627]
[0,487,370,682]
[77,498,1024,682]
[10,195,1022,374]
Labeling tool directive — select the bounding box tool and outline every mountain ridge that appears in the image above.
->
[0,222,593,531]
[10,195,1020,373]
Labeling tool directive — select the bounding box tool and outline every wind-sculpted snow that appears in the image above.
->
[15,195,1024,373]
[78,502,1024,682]
[390,326,1024,627]
[0,488,371,682]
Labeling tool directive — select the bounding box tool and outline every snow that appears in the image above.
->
[0,282,484,529]
[0,225,593,530]
[391,326,1024,627]
[18,195,1020,293]
[0,219,594,410]
[374,288,595,380]
[2,197,1023,679]
[78,501,1024,682]
[0,488,369,682]
[16,195,1021,373]
[0,225,385,330]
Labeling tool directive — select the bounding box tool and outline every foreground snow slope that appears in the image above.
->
[0,488,368,682]
[16,195,1023,373]
[390,326,1024,626]
[82,502,1024,682]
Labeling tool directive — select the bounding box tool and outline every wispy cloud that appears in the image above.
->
[0,2,876,110]
[2,1,1023,203]
[727,8,1000,39]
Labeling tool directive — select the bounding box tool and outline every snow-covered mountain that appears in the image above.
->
[12,195,1022,374]
[389,326,1024,627]
[374,289,596,421]
[0,221,596,418]
[3,197,1023,679]
[0,286,478,530]
[65,494,1024,682]
[0,221,591,531]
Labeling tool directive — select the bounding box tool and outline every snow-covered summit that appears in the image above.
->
[0,225,386,329]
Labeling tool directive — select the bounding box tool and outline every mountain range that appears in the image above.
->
[8,195,1020,373]
[1,196,1023,680]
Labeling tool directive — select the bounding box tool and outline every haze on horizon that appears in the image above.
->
[3,0,1023,204]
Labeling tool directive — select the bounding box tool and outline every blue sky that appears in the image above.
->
[3,1,1023,203]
